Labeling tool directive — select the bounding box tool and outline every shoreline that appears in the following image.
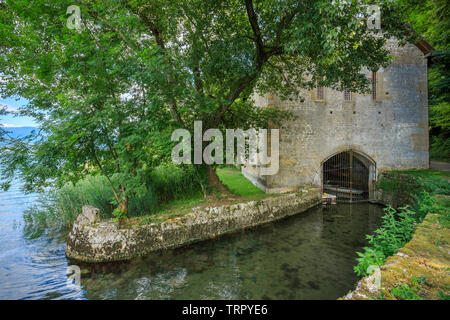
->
[66,188,321,263]
[343,205,450,300]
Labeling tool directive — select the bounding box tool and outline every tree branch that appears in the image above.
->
[126,6,184,125]
[274,10,298,47]
[244,0,265,68]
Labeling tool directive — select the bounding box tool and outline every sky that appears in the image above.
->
[0,97,38,127]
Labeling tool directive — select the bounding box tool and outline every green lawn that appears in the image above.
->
[216,166,265,197]
[132,166,270,226]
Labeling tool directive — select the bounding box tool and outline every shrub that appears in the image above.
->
[430,134,450,162]
[354,174,450,277]
[390,283,423,300]
[354,206,417,276]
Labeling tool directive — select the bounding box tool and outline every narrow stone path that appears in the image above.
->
[430,161,450,172]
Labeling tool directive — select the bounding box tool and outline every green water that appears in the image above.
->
[76,203,384,300]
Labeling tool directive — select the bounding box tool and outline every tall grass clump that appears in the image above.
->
[23,175,114,239]
[146,164,202,205]
[23,164,201,239]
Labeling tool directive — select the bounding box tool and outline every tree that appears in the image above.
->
[396,0,450,161]
[0,0,411,215]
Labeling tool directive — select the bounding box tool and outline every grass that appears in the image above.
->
[25,165,275,236]
[390,169,450,180]
[216,166,265,197]
[23,164,202,238]
[348,170,450,300]
[131,195,206,226]
[131,166,275,226]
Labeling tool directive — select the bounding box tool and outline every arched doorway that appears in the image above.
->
[321,150,375,202]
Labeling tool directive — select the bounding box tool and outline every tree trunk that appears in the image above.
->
[206,165,229,193]
[118,196,128,215]
[118,186,128,216]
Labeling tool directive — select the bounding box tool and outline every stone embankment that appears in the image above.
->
[66,188,321,262]
[344,171,449,300]
[343,208,450,300]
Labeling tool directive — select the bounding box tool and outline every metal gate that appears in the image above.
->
[322,150,369,202]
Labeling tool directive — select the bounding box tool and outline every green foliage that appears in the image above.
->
[375,172,420,193]
[390,283,423,300]
[375,172,420,207]
[146,164,202,205]
[0,0,411,215]
[393,169,450,180]
[355,173,450,276]
[430,132,450,162]
[112,208,127,223]
[370,206,417,256]
[23,164,201,238]
[411,276,427,286]
[354,206,416,276]
[375,292,385,300]
[398,0,450,162]
[390,276,427,300]
[23,175,115,239]
[438,290,450,300]
[354,247,385,277]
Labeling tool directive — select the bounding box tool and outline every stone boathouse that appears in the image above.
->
[243,38,434,201]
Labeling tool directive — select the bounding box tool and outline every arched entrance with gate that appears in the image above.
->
[321,150,376,202]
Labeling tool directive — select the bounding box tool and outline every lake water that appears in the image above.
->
[0,184,384,300]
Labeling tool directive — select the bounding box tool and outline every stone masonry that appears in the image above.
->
[244,39,431,194]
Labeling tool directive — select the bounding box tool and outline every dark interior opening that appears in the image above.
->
[322,151,370,202]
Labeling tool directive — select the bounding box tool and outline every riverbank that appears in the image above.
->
[66,188,321,262]
[344,170,450,300]
[344,196,450,300]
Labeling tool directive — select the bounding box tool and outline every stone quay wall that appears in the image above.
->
[66,188,321,263]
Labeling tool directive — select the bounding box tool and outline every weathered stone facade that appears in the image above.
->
[244,39,430,195]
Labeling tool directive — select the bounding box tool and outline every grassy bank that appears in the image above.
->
[23,164,202,239]
[23,165,272,238]
[216,166,265,197]
[345,203,450,300]
[130,166,276,226]
[352,169,450,299]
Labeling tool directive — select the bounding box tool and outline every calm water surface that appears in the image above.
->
[0,184,384,300]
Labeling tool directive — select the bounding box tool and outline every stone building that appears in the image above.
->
[243,39,434,201]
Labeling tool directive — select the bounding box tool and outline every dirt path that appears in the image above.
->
[430,161,450,172]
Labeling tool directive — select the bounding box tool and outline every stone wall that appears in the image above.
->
[66,188,321,263]
[373,172,421,208]
[244,39,429,193]
[342,206,450,300]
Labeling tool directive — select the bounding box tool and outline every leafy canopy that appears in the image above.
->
[0,0,410,212]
